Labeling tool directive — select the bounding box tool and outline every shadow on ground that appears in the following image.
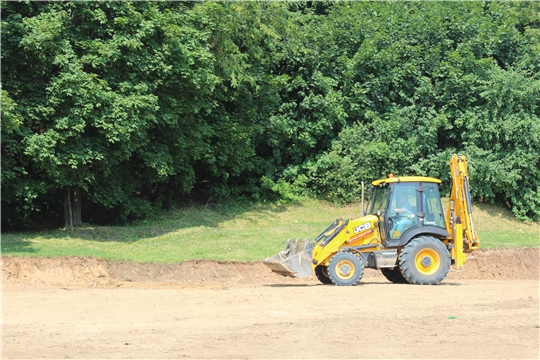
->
[1,201,292,254]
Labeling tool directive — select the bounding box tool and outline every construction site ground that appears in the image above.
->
[3,248,539,359]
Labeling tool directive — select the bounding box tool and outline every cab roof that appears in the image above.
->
[372,176,441,186]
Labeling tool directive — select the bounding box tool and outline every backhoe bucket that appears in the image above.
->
[262,239,314,278]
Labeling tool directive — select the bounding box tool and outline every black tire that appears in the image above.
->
[328,252,364,286]
[381,267,408,284]
[314,265,333,284]
[399,236,451,285]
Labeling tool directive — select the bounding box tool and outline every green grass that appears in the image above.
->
[2,199,538,263]
[470,202,539,248]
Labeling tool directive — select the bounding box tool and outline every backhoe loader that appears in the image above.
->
[262,154,480,285]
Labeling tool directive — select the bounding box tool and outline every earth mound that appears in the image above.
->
[2,248,538,288]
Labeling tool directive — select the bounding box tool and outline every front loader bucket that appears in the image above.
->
[262,239,314,278]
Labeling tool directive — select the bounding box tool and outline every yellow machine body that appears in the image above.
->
[311,215,380,267]
[262,155,480,285]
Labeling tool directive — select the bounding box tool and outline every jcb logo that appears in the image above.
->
[353,222,372,234]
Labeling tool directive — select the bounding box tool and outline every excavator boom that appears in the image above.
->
[447,154,480,268]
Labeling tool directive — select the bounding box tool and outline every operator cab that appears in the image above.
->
[368,177,449,247]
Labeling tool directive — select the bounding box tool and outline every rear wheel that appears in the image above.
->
[399,236,450,285]
[314,265,333,284]
[328,252,364,286]
[381,267,408,284]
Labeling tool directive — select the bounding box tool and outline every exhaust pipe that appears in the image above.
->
[361,181,365,216]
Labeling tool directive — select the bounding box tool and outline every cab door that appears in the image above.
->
[388,182,449,247]
[386,183,420,244]
[421,182,446,228]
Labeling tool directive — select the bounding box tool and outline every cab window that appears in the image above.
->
[369,186,390,216]
[423,184,445,228]
[389,184,417,214]
[388,184,418,240]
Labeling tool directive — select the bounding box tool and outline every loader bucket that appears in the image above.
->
[262,239,314,278]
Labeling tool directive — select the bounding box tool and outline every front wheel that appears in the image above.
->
[399,236,450,285]
[328,252,364,286]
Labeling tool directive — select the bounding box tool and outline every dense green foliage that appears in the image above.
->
[2,1,539,230]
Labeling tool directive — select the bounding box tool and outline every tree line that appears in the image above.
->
[2,1,539,230]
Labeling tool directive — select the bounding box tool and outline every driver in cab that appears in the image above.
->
[395,194,413,214]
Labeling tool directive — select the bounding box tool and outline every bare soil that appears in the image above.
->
[2,248,539,359]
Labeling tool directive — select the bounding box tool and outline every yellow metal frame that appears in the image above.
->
[311,215,380,268]
[372,176,441,186]
[447,155,480,269]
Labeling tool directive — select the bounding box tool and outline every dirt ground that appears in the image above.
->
[2,248,540,359]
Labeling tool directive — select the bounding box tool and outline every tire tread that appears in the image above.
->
[399,236,450,285]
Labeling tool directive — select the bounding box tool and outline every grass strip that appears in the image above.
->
[2,199,538,263]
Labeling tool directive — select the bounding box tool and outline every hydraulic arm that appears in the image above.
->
[447,154,480,269]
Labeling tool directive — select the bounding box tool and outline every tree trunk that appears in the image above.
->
[72,186,83,226]
[64,186,83,228]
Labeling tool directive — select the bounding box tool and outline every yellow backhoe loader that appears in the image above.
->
[262,154,480,285]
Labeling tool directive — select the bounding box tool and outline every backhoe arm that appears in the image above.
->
[447,155,480,268]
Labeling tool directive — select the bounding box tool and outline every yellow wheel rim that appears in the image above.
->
[335,260,356,280]
[415,248,440,275]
